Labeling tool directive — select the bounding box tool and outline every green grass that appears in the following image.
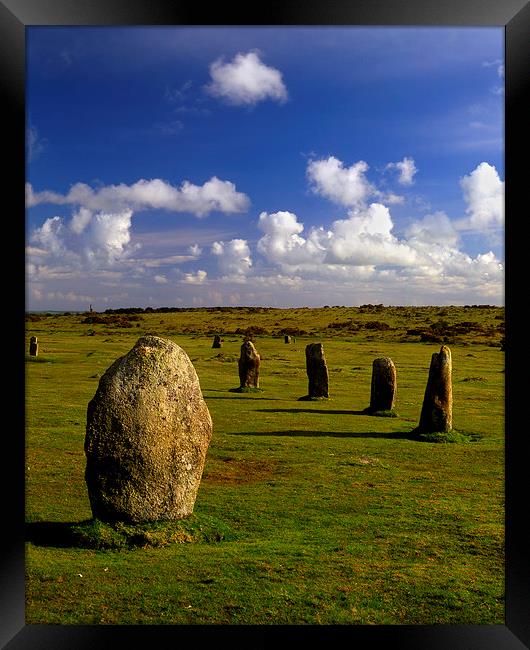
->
[25,305,504,624]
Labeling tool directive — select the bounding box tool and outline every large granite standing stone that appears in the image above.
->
[84,336,213,523]
[365,357,397,413]
[416,345,453,433]
[300,342,329,399]
[238,340,261,388]
[29,336,38,356]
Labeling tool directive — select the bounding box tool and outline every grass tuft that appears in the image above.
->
[297,395,329,401]
[411,429,481,444]
[362,408,398,418]
[68,514,236,549]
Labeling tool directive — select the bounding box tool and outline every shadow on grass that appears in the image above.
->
[204,392,284,401]
[26,521,88,548]
[26,514,236,549]
[255,408,368,415]
[226,429,418,440]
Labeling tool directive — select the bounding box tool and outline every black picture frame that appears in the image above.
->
[8,0,529,647]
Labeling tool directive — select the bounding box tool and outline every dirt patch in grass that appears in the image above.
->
[203,458,279,485]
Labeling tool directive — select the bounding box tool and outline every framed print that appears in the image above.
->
[7,0,530,647]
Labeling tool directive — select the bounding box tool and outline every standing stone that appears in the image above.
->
[29,336,38,356]
[212,335,222,349]
[365,357,397,413]
[300,342,329,399]
[238,340,261,388]
[84,336,213,523]
[416,345,453,433]
[284,335,291,344]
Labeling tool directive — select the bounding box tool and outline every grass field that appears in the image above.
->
[24,305,504,624]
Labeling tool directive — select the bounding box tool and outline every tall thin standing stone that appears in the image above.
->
[238,340,261,388]
[366,357,396,413]
[301,342,329,399]
[212,335,222,349]
[29,336,38,356]
[284,335,291,344]
[417,345,453,433]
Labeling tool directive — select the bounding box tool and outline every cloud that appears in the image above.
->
[43,290,95,304]
[165,80,194,104]
[253,178,502,302]
[306,156,375,208]
[27,157,504,310]
[26,124,48,163]
[188,244,203,256]
[70,207,93,235]
[386,156,417,185]
[182,269,207,284]
[457,162,504,231]
[256,205,417,270]
[257,210,326,267]
[324,203,417,266]
[205,50,288,106]
[87,211,135,264]
[152,120,184,135]
[30,209,138,268]
[483,59,504,78]
[405,211,460,247]
[382,192,405,205]
[481,59,504,96]
[211,238,252,277]
[26,176,250,217]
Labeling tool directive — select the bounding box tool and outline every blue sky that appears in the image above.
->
[26,26,504,310]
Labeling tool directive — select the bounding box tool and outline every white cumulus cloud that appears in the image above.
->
[188,243,203,257]
[457,162,504,231]
[205,50,288,106]
[257,211,326,267]
[405,211,460,247]
[211,238,253,277]
[324,203,417,266]
[386,156,417,185]
[307,156,375,208]
[26,176,250,217]
[182,269,207,284]
[30,209,137,268]
[257,205,417,270]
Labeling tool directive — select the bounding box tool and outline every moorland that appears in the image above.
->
[25,304,504,624]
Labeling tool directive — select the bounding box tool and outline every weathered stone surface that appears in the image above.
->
[302,342,329,399]
[29,336,38,356]
[366,357,396,413]
[212,335,222,349]
[238,340,261,388]
[417,345,453,433]
[84,336,213,523]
